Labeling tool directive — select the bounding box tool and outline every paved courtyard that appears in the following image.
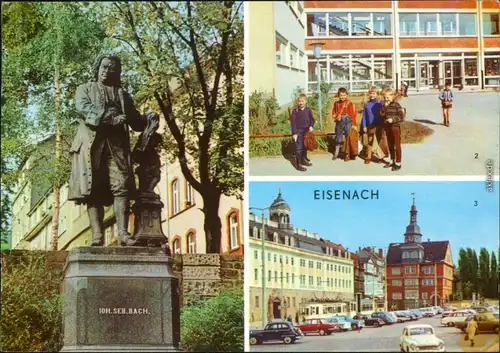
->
[249,316,498,352]
[249,91,500,176]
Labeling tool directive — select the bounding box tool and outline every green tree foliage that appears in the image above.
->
[0,252,64,352]
[97,1,243,253]
[478,248,490,296]
[1,2,106,249]
[489,251,498,298]
[180,288,243,352]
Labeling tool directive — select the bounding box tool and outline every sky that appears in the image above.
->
[249,181,500,263]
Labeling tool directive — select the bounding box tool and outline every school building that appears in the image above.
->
[304,0,500,93]
[248,1,308,106]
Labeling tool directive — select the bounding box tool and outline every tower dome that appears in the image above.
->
[269,190,292,229]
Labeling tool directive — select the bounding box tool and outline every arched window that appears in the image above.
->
[171,179,180,214]
[187,232,196,254]
[228,212,239,250]
[411,251,418,258]
[185,181,194,207]
[403,251,409,259]
[173,238,181,254]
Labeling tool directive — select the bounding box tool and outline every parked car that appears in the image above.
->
[398,310,418,321]
[395,311,413,323]
[353,315,385,328]
[325,317,352,332]
[399,324,446,352]
[471,306,491,313]
[418,308,435,317]
[250,321,302,345]
[409,309,424,319]
[454,313,500,334]
[441,310,453,318]
[440,311,471,327]
[332,314,365,330]
[371,311,397,325]
[296,318,337,336]
[388,312,399,323]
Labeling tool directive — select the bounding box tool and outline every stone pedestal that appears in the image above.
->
[132,193,167,248]
[61,247,180,352]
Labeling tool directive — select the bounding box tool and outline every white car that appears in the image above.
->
[440,311,471,327]
[325,317,352,331]
[399,324,446,352]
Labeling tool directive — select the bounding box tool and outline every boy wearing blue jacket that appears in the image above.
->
[439,83,454,127]
[290,93,315,171]
[361,86,388,165]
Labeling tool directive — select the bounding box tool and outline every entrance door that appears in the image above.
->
[444,61,453,86]
[273,299,281,319]
[419,61,430,89]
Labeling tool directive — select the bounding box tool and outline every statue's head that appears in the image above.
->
[93,54,122,87]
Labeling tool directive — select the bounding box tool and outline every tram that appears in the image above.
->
[299,299,378,320]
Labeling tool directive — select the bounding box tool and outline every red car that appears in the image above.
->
[296,318,337,336]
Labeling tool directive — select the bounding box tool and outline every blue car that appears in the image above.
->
[332,314,365,330]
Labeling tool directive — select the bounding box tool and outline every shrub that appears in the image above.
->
[180,288,244,352]
[1,252,64,352]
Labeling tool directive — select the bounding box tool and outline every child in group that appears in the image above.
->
[290,93,315,172]
[380,88,405,171]
[331,87,358,161]
[439,83,453,127]
[361,86,388,165]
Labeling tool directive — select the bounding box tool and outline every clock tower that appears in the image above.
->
[404,196,422,243]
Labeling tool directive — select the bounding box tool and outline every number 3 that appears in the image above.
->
[474,201,478,206]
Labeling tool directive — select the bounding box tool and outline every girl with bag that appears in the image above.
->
[331,88,358,161]
[466,316,478,347]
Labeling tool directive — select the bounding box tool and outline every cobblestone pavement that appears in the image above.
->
[249,91,500,176]
[250,316,498,352]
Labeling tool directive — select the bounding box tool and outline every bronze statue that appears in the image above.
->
[68,54,159,246]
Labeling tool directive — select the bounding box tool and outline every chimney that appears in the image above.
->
[378,248,383,257]
[427,238,430,242]
[358,246,361,253]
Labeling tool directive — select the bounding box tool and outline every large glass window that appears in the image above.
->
[485,55,500,86]
[373,13,392,35]
[483,14,499,35]
[400,14,417,36]
[440,14,457,35]
[459,14,476,35]
[373,55,393,88]
[419,14,438,36]
[352,13,371,36]
[307,60,327,91]
[329,12,349,36]
[329,57,349,92]
[351,55,372,91]
[276,33,287,65]
[307,13,327,36]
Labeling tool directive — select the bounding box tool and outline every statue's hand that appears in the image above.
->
[112,115,127,126]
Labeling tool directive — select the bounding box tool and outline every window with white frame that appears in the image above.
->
[373,13,391,35]
[276,33,287,65]
[440,13,457,35]
[187,233,196,254]
[419,14,438,35]
[299,52,305,70]
[290,45,298,68]
[229,212,239,250]
[422,292,428,299]
[459,14,476,35]
[392,267,401,275]
[422,266,434,274]
[400,13,418,35]
[404,279,418,286]
[328,12,349,36]
[485,53,499,87]
[422,279,434,286]
[405,265,416,274]
[254,269,258,281]
[392,292,402,300]
[405,290,418,299]
[173,238,181,254]
[172,179,180,214]
[483,13,499,35]
[186,182,194,206]
[392,280,402,286]
[351,13,371,36]
[307,13,328,36]
[254,250,258,259]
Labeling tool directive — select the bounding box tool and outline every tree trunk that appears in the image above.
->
[50,66,61,251]
[202,188,222,253]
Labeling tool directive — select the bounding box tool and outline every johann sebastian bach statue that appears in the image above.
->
[68,54,159,246]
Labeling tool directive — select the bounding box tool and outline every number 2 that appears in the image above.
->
[474,153,479,159]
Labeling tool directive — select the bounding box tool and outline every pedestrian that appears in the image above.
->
[466,315,478,347]
[401,80,409,97]
[290,93,315,172]
[287,315,293,323]
[439,82,454,127]
[361,86,389,165]
[380,88,405,171]
[331,87,358,161]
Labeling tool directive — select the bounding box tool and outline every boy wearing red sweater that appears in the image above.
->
[332,88,358,161]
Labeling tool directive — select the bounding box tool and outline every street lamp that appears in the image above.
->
[250,206,270,328]
[311,42,325,131]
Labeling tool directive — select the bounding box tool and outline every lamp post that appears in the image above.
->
[250,206,270,328]
[311,42,325,130]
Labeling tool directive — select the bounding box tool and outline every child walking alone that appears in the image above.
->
[380,88,405,171]
[439,83,453,127]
